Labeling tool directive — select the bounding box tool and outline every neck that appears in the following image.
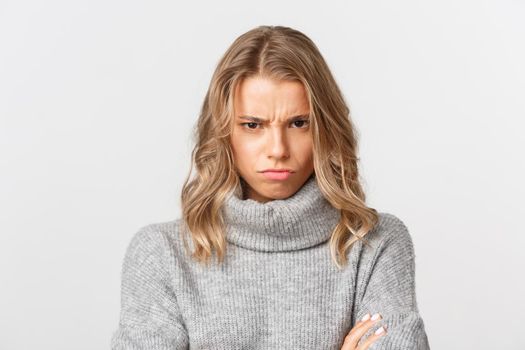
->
[222,174,341,252]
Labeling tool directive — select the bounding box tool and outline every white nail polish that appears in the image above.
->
[375,326,385,335]
[371,313,380,321]
[361,313,370,322]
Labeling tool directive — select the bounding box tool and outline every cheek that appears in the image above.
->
[231,134,261,165]
[293,136,314,162]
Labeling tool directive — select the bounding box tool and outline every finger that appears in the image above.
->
[341,313,382,350]
[340,333,357,350]
[352,313,382,337]
[341,321,370,350]
[356,325,387,350]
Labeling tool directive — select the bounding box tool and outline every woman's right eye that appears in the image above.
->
[240,122,259,129]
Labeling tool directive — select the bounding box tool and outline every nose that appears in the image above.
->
[266,128,290,160]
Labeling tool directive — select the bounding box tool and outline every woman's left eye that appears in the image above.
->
[292,120,309,128]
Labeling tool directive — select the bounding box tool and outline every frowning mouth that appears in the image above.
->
[260,170,294,180]
[260,169,294,173]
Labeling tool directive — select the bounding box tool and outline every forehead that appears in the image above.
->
[233,76,309,114]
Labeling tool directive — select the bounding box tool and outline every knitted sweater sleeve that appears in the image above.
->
[110,225,189,350]
[353,214,431,349]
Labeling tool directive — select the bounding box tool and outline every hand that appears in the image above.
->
[340,313,387,350]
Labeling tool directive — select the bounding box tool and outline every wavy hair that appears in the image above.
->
[180,25,379,269]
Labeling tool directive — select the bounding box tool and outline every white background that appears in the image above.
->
[1,0,524,349]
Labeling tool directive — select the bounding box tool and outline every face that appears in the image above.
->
[230,75,314,203]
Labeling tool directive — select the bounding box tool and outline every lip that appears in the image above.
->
[261,168,294,172]
[261,170,293,181]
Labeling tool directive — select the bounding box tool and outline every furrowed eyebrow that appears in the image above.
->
[237,114,310,123]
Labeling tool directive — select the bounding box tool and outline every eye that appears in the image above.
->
[292,120,309,128]
[240,122,260,129]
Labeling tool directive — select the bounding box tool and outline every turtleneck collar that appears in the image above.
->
[222,174,341,252]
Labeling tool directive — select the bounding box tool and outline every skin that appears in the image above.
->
[230,75,315,203]
[341,313,387,349]
[230,75,386,348]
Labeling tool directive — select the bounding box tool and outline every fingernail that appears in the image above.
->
[361,313,370,322]
[375,326,385,335]
[371,313,381,321]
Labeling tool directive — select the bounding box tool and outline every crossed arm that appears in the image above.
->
[348,215,430,349]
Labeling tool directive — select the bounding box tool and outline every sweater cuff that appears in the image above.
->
[110,325,189,350]
[367,311,430,350]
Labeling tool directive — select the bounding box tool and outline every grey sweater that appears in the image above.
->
[111,175,430,349]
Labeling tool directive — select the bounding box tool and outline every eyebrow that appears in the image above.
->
[237,114,310,123]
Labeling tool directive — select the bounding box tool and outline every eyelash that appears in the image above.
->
[240,120,310,130]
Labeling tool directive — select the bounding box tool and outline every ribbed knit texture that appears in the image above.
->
[111,175,430,349]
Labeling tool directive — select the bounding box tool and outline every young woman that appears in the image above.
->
[111,25,430,350]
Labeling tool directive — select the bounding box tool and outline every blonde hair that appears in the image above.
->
[180,25,379,269]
